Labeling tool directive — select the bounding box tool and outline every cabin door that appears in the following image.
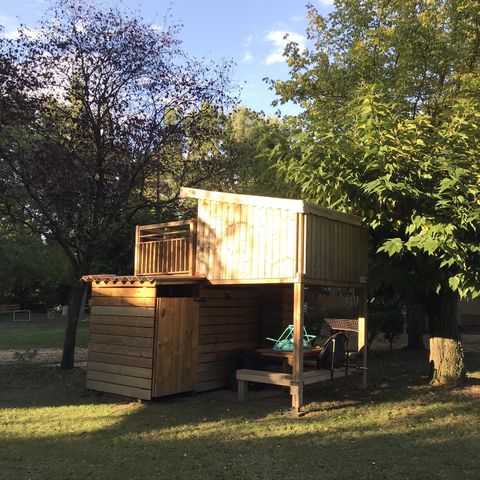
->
[153,296,198,397]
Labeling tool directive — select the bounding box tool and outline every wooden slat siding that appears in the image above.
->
[199,331,258,345]
[88,370,151,390]
[211,201,220,278]
[197,366,237,383]
[91,305,154,317]
[197,350,241,363]
[246,205,254,278]
[89,352,152,368]
[195,286,260,392]
[197,359,238,373]
[228,201,236,278]
[303,213,368,284]
[90,324,154,338]
[88,361,152,379]
[232,203,241,277]
[197,341,257,354]
[92,287,156,298]
[239,204,247,278]
[200,323,258,335]
[87,380,151,400]
[89,343,152,358]
[92,297,156,307]
[87,285,156,400]
[90,315,153,328]
[200,307,258,317]
[196,199,298,282]
[90,333,153,348]
[199,315,259,326]
[277,208,285,277]
[258,284,293,348]
[265,208,273,279]
[196,199,206,275]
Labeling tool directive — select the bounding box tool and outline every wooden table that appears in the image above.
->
[256,347,321,372]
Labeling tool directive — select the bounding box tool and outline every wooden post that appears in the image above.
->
[134,225,140,276]
[189,219,197,276]
[238,379,248,402]
[358,287,368,389]
[291,213,305,413]
[291,281,305,412]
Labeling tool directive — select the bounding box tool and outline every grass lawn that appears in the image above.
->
[0,320,89,350]
[0,339,479,480]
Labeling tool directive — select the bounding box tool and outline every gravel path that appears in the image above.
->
[0,347,88,365]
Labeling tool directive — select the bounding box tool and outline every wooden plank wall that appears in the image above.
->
[196,199,298,281]
[304,214,368,284]
[196,286,260,392]
[87,284,156,400]
[258,285,293,347]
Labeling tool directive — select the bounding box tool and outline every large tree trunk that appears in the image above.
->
[406,299,425,351]
[427,290,465,386]
[60,278,87,369]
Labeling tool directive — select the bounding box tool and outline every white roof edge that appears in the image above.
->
[180,187,362,226]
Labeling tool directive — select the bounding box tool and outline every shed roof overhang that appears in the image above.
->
[81,274,206,286]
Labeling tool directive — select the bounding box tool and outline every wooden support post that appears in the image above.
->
[238,380,248,402]
[358,287,368,389]
[291,213,305,412]
[134,225,140,276]
[291,282,305,412]
[189,220,197,276]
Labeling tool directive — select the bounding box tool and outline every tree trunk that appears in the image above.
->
[427,290,465,386]
[406,300,425,351]
[60,279,86,369]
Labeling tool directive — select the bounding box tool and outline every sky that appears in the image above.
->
[0,0,335,116]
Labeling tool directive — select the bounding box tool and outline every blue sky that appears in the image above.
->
[0,0,334,115]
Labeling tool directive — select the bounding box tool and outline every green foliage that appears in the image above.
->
[272,0,480,301]
[220,107,294,196]
[0,225,72,306]
[369,300,405,351]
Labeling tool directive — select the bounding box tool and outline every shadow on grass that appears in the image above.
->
[1,384,480,479]
[1,343,480,479]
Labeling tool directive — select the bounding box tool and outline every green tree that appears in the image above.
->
[0,1,234,368]
[271,0,480,385]
[0,223,72,307]
[221,107,294,196]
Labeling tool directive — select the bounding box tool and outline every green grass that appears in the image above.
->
[0,342,479,479]
[0,323,89,349]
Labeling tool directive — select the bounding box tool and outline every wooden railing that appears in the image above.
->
[134,219,197,276]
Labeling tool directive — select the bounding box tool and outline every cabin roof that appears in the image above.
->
[81,274,206,285]
[179,187,362,226]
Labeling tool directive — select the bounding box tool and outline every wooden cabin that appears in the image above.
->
[82,188,368,411]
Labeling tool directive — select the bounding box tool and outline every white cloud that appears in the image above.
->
[0,15,40,40]
[151,23,166,33]
[242,50,254,63]
[264,30,306,65]
[0,14,20,39]
[317,0,335,5]
[244,34,253,47]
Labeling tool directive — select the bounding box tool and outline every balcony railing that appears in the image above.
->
[134,219,196,276]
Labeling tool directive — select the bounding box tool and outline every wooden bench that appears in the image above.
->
[0,304,31,322]
[236,368,354,402]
